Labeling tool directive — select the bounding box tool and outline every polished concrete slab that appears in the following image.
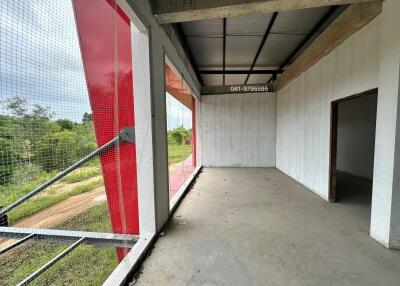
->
[135,168,400,286]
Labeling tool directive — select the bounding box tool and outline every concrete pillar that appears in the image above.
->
[370,0,400,248]
[124,0,170,234]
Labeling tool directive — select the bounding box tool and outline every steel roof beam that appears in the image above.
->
[200,69,283,74]
[223,18,227,85]
[244,12,278,84]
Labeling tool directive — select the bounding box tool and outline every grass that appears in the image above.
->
[0,163,103,224]
[5,177,104,224]
[60,168,101,184]
[0,204,118,286]
[167,143,192,168]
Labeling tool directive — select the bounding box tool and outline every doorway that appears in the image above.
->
[329,88,378,205]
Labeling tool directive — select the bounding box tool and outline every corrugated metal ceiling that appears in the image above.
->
[180,6,342,86]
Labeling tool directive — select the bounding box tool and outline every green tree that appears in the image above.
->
[82,112,92,124]
[0,138,14,185]
[56,119,76,130]
[5,97,27,117]
[35,130,78,172]
[168,125,192,145]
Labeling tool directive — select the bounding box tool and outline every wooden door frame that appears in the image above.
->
[328,88,378,203]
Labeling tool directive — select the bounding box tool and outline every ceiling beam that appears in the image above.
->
[153,0,374,24]
[200,69,283,74]
[276,0,382,91]
[244,12,278,84]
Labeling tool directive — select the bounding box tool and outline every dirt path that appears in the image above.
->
[0,187,106,249]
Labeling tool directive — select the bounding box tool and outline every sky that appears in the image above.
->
[0,0,90,122]
[166,92,192,131]
[0,0,191,129]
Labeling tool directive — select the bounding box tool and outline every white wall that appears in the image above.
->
[277,0,400,248]
[201,93,276,167]
[337,93,378,180]
[276,16,380,200]
[370,0,400,248]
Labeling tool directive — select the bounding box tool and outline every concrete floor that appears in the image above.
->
[135,168,400,286]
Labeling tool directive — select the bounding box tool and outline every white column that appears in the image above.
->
[370,0,400,248]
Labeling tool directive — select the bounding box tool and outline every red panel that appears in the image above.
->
[73,0,138,261]
[192,97,197,166]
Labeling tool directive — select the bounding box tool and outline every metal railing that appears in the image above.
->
[0,127,135,223]
[0,127,137,285]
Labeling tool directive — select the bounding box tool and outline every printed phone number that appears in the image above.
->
[230,85,271,92]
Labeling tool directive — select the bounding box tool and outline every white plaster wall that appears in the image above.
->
[201,93,276,167]
[370,0,400,248]
[276,16,380,200]
[337,93,378,180]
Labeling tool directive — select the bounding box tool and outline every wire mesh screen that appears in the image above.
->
[165,60,197,200]
[0,0,138,284]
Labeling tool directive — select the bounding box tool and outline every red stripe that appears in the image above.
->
[73,0,138,261]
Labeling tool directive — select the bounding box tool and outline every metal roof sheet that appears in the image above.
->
[180,6,340,86]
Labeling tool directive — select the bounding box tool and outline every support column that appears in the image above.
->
[370,0,400,248]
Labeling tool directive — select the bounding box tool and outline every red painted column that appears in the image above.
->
[73,0,138,261]
[192,97,197,167]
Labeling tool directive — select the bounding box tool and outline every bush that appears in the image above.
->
[11,164,46,185]
[56,119,76,130]
[168,125,192,145]
[34,130,79,172]
[0,138,15,185]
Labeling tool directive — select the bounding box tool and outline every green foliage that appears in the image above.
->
[82,112,92,124]
[0,138,14,185]
[168,144,192,168]
[168,125,192,145]
[0,204,117,286]
[5,177,103,224]
[61,168,102,184]
[5,96,28,117]
[0,97,97,177]
[56,119,76,130]
[35,130,78,172]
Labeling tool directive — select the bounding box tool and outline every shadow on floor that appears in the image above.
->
[335,171,372,205]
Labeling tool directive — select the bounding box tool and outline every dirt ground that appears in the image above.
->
[0,187,106,249]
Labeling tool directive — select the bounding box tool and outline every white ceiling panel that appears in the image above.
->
[182,19,223,37]
[272,7,329,35]
[179,5,340,86]
[226,13,273,36]
[246,74,272,84]
[225,36,261,67]
[187,37,223,67]
[256,34,304,67]
[201,74,223,86]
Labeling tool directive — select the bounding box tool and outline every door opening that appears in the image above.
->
[329,88,378,205]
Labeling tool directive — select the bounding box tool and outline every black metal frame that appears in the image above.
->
[222,18,227,85]
[200,69,283,74]
[244,12,278,84]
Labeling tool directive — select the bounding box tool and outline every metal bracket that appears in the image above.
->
[0,206,8,226]
[119,126,135,143]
